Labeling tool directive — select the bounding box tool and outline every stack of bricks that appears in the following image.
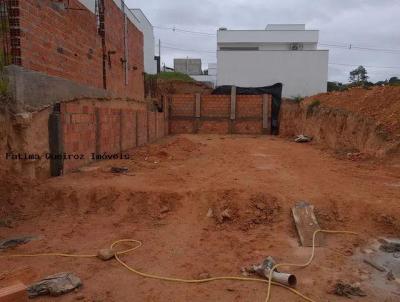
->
[169,94,271,135]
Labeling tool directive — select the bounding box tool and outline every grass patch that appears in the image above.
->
[158,72,194,82]
[289,95,304,103]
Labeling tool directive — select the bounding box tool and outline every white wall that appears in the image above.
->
[218,30,319,44]
[131,9,157,74]
[217,50,328,98]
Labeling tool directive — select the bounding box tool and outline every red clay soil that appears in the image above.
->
[303,86,400,137]
[1,135,400,302]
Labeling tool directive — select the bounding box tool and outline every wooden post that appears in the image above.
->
[262,94,272,134]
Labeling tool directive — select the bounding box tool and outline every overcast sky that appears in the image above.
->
[126,0,400,83]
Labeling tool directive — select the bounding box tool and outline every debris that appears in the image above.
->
[217,208,232,223]
[110,167,129,174]
[206,208,213,218]
[393,252,400,258]
[294,134,312,143]
[387,270,395,281]
[0,282,27,302]
[198,272,211,279]
[379,238,400,253]
[78,166,100,172]
[97,248,115,261]
[0,236,37,251]
[240,267,251,277]
[292,202,323,247]
[160,206,170,214]
[27,272,82,298]
[363,259,386,272]
[332,281,367,298]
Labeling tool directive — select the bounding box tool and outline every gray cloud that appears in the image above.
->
[127,0,400,82]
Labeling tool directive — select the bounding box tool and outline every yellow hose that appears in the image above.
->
[264,229,358,302]
[0,230,357,302]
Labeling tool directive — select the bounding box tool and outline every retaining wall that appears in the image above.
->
[169,94,273,135]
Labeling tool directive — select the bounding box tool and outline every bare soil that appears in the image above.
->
[1,135,399,302]
[303,86,400,137]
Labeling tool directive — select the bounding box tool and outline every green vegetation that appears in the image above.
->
[327,67,400,92]
[349,65,369,85]
[290,95,304,103]
[157,72,194,82]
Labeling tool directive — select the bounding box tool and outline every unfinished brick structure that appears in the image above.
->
[58,98,168,173]
[4,0,144,100]
[169,94,273,134]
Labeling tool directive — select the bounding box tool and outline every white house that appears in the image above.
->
[190,63,217,87]
[131,8,158,74]
[217,24,328,97]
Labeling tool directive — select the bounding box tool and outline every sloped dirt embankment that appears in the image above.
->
[279,88,400,157]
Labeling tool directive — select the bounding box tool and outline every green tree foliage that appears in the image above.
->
[349,65,369,85]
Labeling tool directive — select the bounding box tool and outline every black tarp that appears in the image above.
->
[212,83,283,134]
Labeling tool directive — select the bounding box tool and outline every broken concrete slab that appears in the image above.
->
[27,272,82,298]
[292,202,323,247]
[0,236,37,251]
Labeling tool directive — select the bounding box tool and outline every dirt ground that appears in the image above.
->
[303,86,400,138]
[1,134,399,302]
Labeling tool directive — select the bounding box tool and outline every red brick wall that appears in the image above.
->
[169,94,270,135]
[170,94,195,117]
[201,95,230,117]
[16,0,144,100]
[198,121,229,134]
[136,111,148,146]
[236,95,263,118]
[61,98,166,172]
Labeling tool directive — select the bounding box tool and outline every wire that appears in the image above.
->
[0,229,358,302]
[154,25,400,54]
[329,63,400,69]
[154,26,216,37]
[161,45,216,54]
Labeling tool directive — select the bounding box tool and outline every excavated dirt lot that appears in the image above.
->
[1,134,400,302]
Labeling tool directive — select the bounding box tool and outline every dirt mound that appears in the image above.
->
[133,136,204,162]
[303,86,400,137]
[208,190,282,231]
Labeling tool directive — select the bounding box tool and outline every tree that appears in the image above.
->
[349,65,369,84]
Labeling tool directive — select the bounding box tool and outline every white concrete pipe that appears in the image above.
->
[253,256,297,287]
